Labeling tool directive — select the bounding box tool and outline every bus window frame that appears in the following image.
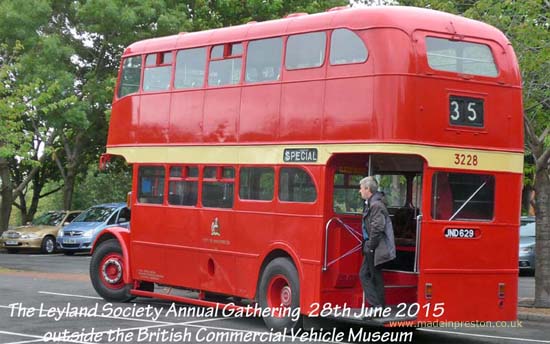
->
[244,37,284,84]
[116,54,144,100]
[413,30,503,80]
[136,164,168,206]
[328,28,369,67]
[174,46,208,90]
[201,165,236,209]
[284,30,328,72]
[142,51,175,93]
[237,165,276,203]
[277,165,319,204]
[167,165,200,208]
[428,168,496,223]
[208,42,244,88]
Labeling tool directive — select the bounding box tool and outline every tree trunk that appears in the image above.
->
[18,193,29,225]
[0,158,13,232]
[63,169,76,210]
[26,173,44,222]
[534,169,550,307]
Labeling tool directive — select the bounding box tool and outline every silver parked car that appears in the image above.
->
[519,221,536,272]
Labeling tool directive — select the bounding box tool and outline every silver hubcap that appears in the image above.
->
[102,258,123,284]
[45,239,54,253]
[281,286,292,306]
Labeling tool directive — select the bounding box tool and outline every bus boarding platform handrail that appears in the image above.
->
[414,214,422,273]
[323,217,363,272]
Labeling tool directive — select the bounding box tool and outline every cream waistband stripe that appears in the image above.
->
[106,143,523,173]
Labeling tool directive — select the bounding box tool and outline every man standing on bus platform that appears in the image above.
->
[359,176,396,309]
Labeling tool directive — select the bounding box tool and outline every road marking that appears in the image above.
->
[0,271,88,282]
[0,330,92,344]
[419,328,550,343]
[38,291,102,300]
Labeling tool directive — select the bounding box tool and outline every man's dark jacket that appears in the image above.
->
[362,192,396,266]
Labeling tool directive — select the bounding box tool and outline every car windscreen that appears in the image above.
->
[74,207,115,223]
[520,222,536,237]
[32,212,65,226]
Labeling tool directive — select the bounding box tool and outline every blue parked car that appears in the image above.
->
[57,203,130,255]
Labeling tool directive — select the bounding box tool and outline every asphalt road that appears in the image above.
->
[0,251,548,344]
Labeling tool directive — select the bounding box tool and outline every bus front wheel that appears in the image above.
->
[90,239,134,302]
[258,257,302,332]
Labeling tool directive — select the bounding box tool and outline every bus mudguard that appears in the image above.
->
[91,227,132,284]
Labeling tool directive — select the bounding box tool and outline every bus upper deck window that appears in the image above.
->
[285,32,326,70]
[175,47,206,89]
[208,43,242,87]
[117,56,142,98]
[426,37,498,77]
[143,52,173,92]
[246,37,283,83]
[330,29,368,65]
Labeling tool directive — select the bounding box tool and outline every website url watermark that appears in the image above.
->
[388,320,523,329]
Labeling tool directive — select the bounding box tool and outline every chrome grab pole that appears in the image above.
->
[414,214,422,273]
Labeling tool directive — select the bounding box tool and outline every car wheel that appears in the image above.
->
[258,257,302,332]
[41,236,56,254]
[90,239,134,302]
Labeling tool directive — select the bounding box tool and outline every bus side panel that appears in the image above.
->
[162,206,202,289]
[170,89,205,143]
[280,80,323,142]
[131,204,169,284]
[203,88,239,143]
[240,84,281,142]
[109,96,139,145]
[138,93,171,143]
[418,170,521,321]
[417,272,517,322]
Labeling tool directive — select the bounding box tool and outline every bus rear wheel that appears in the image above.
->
[258,257,302,332]
[90,239,134,302]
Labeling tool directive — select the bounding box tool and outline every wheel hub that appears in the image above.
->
[280,286,292,307]
[102,258,123,284]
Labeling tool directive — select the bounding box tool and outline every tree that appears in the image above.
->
[399,0,550,307]
[1,0,350,230]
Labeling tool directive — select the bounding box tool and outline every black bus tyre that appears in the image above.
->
[258,257,303,332]
[90,239,134,302]
[41,236,56,254]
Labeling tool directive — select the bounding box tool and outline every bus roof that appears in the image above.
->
[123,6,510,56]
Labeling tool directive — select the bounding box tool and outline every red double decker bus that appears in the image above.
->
[91,6,523,331]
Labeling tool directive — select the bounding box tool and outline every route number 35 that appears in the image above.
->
[449,96,484,127]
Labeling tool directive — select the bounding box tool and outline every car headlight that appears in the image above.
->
[57,229,64,238]
[82,229,94,238]
[20,233,39,239]
[1,231,8,238]
[520,246,534,254]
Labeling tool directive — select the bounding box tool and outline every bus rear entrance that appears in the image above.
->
[322,152,517,324]
[323,153,423,320]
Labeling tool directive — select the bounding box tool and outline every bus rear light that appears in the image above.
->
[127,192,132,209]
[425,283,433,300]
[498,283,505,299]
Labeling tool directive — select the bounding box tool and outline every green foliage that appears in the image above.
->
[71,161,132,211]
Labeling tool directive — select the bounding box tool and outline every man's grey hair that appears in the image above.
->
[359,176,378,193]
